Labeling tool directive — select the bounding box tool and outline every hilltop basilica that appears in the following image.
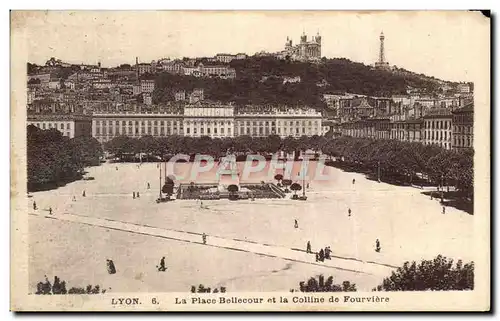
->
[276,32,322,62]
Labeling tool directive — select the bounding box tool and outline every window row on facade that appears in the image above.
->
[426,120,451,130]
[29,121,71,130]
[28,121,73,137]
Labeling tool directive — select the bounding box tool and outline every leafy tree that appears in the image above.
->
[231,135,252,153]
[104,135,137,159]
[297,136,311,153]
[71,136,103,166]
[373,255,474,291]
[119,63,131,69]
[282,136,298,155]
[27,62,39,75]
[138,135,160,155]
[162,177,175,196]
[281,179,292,193]
[266,135,283,153]
[274,173,283,185]
[290,182,302,195]
[27,125,88,191]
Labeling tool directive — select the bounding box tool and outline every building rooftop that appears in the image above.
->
[27,113,92,121]
[423,108,452,118]
[452,102,474,113]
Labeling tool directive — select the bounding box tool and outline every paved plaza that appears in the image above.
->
[28,162,474,292]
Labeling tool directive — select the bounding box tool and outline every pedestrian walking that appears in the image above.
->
[294,219,298,228]
[306,183,310,189]
[147,182,150,189]
[49,207,52,215]
[306,241,312,254]
[72,196,76,202]
[137,192,140,198]
[133,192,136,199]
[375,239,381,253]
[116,166,118,171]
[158,256,166,272]
[352,178,356,185]
[33,201,37,211]
[348,208,351,217]
[82,190,86,197]
[442,206,446,215]
[202,233,207,245]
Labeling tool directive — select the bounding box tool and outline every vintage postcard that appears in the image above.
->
[10,10,490,311]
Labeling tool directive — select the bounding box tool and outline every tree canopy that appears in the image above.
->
[374,255,474,291]
[104,134,326,159]
[321,136,473,197]
[27,125,103,191]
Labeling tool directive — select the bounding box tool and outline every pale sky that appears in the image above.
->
[14,11,489,82]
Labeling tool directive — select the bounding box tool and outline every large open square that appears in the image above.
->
[27,161,474,293]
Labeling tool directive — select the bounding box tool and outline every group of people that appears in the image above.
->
[132,191,141,199]
[306,242,333,262]
[306,238,381,261]
[315,246,332,262]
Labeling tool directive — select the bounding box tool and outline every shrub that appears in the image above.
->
[373,255,474,291]
[294,275,357,292]
[34,276,106,295]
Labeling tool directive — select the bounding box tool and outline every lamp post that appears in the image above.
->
[377,161,381,183]
[440,174,444,203]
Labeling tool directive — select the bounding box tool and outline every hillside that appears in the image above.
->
[152,56,446,108]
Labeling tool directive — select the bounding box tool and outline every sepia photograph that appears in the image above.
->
[10,10,490,311]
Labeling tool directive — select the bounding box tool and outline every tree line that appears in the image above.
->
[104,134,328,159]
[35,276,106,295]
[27,125,104,191]
[321,136,473,198]
[104,133,473,198]
[297,255,473,293]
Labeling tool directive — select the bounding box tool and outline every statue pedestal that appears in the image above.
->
[218,155,240,190]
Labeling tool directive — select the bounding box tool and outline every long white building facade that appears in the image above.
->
[92,104,324,143]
